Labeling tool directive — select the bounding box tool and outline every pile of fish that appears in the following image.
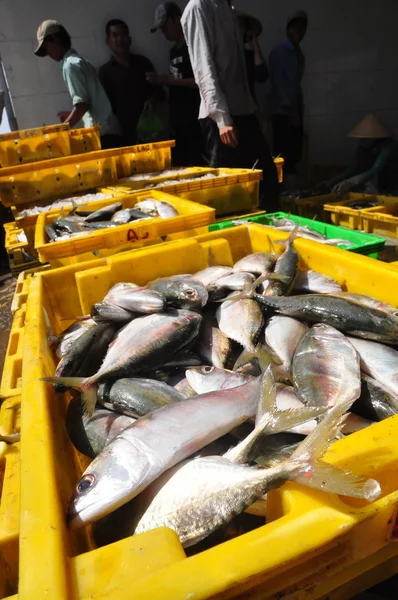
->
[42,232,398,550]
[235,216,355,248]
[17,192,113,218]
[118,167,204,183]
[346,199,381,210]
[44,199,179,243]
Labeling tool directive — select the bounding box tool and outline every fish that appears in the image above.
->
[174,377,197,398]
[186,366,254,395]
[243,293,398,344]
[44,310,202,414]
[233,253,275,276]
[294,270,342,294]
[91,302,135,324]
[292,324,361,409]
[356,376,398,421]
[264,316,307,373]
[98,398,380,548]
[45,224,58,242]
[265,228,299,296]
[216,293,264,352]
[347,338,398,397]
[111,208,148,224]
[195,308,236,369]
[104,284,165,314]
[215,272,256,292]
[134,199,179,218]
[332,293,398,316]
[193,266,234,288]
[55,322,117,387]
[84,202,123,223]
[255,433,302,467]
[97,378,186,418]
[52,219,84,235]
[82,221,118,230]
[67,368,324,527]
[56,320,96,359]
[147,276,208,310]
[66,396,135,458]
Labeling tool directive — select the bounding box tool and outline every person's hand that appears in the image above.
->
[57,111,70,123]
[146,72,172,86]
[332,175,362,196]
[219,125,238,148]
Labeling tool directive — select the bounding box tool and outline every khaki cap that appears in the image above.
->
[35,20,62,57]
[348,114,391,139]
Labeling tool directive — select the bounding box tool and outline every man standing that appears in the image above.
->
[35,20,122,149]
[99,19,165,146]
[181,0,279,210]
[269,11,308,185]
[149,3,203,166]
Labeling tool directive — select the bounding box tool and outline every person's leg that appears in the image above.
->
[234,115,280,212]
[100,135,123,150]
[200,118,240,168]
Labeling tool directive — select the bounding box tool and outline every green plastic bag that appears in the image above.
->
[136,107,163,143]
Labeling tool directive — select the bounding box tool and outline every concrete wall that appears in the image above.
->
[0,0,397,165]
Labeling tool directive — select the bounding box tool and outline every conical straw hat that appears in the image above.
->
[348,114,391,139]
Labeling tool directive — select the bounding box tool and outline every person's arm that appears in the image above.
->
[182,3,236,146]
[248,34,269,83]
[146,72,198,89]
[62,62,90,125]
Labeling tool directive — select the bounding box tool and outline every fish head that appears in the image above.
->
[156,277,209,310]
[186,366,243,394]
[68,435,155,528]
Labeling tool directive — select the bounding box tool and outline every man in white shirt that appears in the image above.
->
[181,0,279,210]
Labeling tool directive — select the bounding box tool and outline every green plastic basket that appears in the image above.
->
[209,212,386,259]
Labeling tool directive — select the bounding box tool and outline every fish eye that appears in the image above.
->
[202,366,214,374]
[185,289,197,298]
[77,474,95,495]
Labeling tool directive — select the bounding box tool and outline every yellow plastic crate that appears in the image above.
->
[0,151,118,207]
[0,124,71,168]
[293,194,334,220]
[20,225,398,600]
[0,304,25,398]
[113,141,175,178]
[103,168,263,217]
[361,204,398,238]
[35,190,216,267]
[104,167,218,194]
[0,396,21,600]
[324,194,398,230]
[69,127,101,155]
[3,222,43,276]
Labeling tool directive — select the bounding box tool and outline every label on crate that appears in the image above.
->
[127,227,150,242]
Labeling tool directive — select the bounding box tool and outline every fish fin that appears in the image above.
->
[267,236,278,258]
[41,376,97,417]
[224,368,324,464]
[288,399,381,501]
[255,367,324,432]
[233,345,278,374]
[42,305,59,350]
[271,364,292,383]
[217,274,285,304]
[274,224,300,247]
[233,349,257,371]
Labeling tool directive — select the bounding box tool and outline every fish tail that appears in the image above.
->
[224,367,325,464]
[40,376,98,417]
[274,224,300,248]
[287,398,381,501]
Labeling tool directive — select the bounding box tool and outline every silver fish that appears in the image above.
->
[195,308,236,369]
[186,366,254,395]
[216,293,264,352]
[348,338,398,398]
[233,253,275,276]
[265,228,299,296]
[294,270,342,294]
[264,316,307,373]
[147,276,208,310]
[135,199,179,218]
[193,266,234,287]
[67,369,324,527]
[293,324,361,409]
[105,284,165,314]
[56,320,96,359]
[84,202,123,223]
[332,293,398,316]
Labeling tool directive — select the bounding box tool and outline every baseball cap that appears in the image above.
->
[35,19,63,56]
[151,2,182,33]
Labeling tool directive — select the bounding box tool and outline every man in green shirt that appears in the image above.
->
[35,20,122,149]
